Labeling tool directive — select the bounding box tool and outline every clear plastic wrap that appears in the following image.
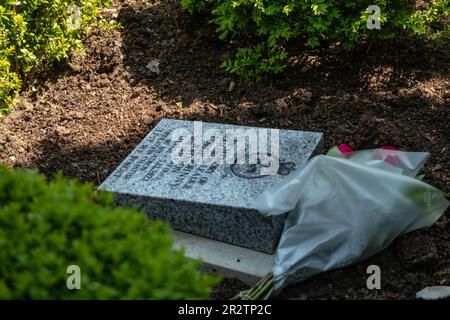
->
[255,150,449,295]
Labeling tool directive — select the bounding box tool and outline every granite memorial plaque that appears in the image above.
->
[99,119,323,253]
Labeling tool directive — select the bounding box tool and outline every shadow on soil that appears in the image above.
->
[117,1,450,108]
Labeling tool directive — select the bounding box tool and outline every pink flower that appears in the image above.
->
[374,146,401,166]
[337,144,353,154]
[380,146,399,151]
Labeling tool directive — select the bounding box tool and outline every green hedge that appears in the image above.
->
[0,167,219,299]
[0,0,110,115]
[181,0,450,82]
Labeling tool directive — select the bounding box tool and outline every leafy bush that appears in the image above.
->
[0,58,20,115]
[0,0,110,114]
[0,167,219,299]
[181,0,450,82]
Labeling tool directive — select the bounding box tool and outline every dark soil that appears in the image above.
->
[1,0,449,300]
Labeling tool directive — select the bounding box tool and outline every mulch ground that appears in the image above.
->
[1,0,449,299]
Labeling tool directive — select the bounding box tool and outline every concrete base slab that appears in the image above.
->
[172,230,275,286]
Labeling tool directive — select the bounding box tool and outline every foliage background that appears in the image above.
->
[0,0,111,114]
[0,167,219,299]
[181,0,450,82]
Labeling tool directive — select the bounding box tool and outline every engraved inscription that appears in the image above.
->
[111,126,218,190]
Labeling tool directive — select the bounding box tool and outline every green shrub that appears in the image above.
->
[0,0,110,114]
[0,58,20,115]
[0,167,219,299]
[181,0,450,82]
